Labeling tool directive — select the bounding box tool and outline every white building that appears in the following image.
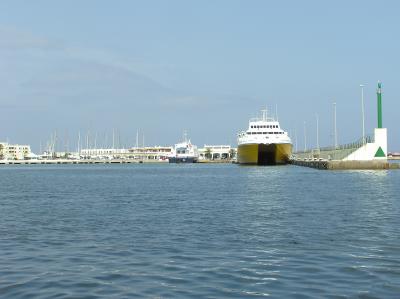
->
[128,146,172,161]
[79,146,172,161]
[80,148,129,159]
[0,142,32,160]
[198,145,236,160]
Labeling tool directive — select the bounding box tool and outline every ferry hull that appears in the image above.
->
[168,157,198,163]
[237,143,292,165]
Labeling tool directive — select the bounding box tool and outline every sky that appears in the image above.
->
[0,0,399,152]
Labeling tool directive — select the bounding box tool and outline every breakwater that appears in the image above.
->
[290,159,400,170]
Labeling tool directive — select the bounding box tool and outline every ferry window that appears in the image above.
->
[257,132,262,134]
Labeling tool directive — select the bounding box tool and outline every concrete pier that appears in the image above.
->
[0,158,235,165]
[0,159,159,165]
[290,159,400,170]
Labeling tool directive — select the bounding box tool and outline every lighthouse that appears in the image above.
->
[377,81,383,129]
[343,81,388,161]
[374,81,387,159]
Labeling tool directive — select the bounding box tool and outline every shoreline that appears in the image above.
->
[0,159,234,165]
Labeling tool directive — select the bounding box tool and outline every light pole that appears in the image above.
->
[303,121,307,152]
[333,102,338,149]
[360,84,365,144]
[316,113,320,153]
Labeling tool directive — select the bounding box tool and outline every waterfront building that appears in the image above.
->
[80,148,129,159]
[78,146,172,161]
[128,146,172,161]
[198,145,236,160]
[0,142,32,160]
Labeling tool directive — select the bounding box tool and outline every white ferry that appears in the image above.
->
[237,109,292,165]
[169,132,199,163]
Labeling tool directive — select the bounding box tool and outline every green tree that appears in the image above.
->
[204,148,212,160]
[229,148,236,160]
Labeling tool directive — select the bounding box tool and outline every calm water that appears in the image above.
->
[1,164,399,298]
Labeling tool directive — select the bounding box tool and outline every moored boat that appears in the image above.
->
[237,109,292,165]
[169,132,199,163]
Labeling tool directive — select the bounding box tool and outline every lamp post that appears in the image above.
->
[316,113,320,153]
[333,102,338,149]
[360,84,365,144]
[303,121,307,152]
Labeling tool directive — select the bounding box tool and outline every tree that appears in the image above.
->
[229,148,236,160]
[204,148,212,160]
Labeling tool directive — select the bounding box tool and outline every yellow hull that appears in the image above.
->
[237,143,292,165]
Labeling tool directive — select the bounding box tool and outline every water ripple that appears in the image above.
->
[0,164,400,298]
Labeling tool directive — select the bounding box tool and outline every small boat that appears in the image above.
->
[169,132,199,163]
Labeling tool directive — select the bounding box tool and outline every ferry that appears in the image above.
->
[168,132,199,163]
[237,109,292,165]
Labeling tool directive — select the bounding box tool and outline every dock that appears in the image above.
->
[0,159,235,165]
[0,159,157,165]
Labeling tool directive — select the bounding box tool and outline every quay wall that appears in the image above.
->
[0,159,235,165]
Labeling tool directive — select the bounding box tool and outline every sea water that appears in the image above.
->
[0,164,399,298]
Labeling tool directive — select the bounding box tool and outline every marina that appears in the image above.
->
[2,82,398,170]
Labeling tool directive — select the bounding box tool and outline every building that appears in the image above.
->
[127,146,172,161]
[78,146,172,161]
[80,148,129,159]
[198,145,236,160]
[0,142,32,160]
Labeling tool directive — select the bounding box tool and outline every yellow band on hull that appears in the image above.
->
[237,143,292,165]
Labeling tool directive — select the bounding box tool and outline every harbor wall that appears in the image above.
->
[290,159,399,170]
[344,128,387,161]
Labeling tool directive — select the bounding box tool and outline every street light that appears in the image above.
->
[360,84,366,144]
[316,113,320,153]
[333,102,338,149]
[303,121,307,152]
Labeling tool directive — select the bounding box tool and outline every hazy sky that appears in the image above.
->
[1,0,399,152]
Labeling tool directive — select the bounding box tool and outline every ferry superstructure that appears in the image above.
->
[237,109,292,165]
